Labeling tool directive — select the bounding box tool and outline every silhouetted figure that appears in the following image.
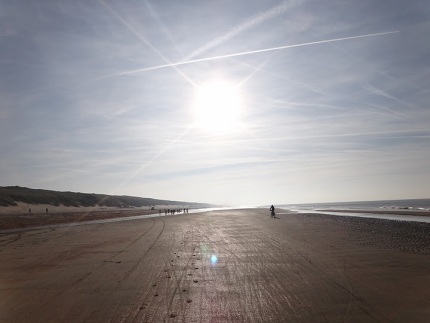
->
[270,205,275,218]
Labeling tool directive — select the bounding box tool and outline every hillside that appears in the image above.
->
[0,186,211,209]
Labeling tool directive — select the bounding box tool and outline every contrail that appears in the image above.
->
[99,0,197,87]
[143,0,184,57]
[185,0,301,61]
[112,31,399,76]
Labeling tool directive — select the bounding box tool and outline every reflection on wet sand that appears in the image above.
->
[1,209,429,322]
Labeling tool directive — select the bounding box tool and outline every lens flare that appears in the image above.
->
[210,254,218,265]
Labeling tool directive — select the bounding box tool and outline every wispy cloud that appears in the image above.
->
[184,0,302,60]
[99,0,196,87]
[2,0,429,204]
[364,84,410,109]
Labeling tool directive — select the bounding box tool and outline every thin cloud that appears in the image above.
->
[184,0,302,60]
[364,84,409,107]
[99,0,197,87]
[143,0,184,57]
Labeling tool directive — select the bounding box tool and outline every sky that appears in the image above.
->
[1,0,430,206]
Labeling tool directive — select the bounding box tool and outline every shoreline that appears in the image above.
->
[317,208,430,217]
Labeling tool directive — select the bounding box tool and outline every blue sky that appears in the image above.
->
[1,0,429,205]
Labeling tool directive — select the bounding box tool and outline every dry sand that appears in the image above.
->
[0,209,429,322]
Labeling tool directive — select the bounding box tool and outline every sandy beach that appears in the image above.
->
[0,204,188,231]
[0,208,429,322]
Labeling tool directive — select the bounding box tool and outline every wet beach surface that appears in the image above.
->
[0,209,161,231]
[0,209,429,322]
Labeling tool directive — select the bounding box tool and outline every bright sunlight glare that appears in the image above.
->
[192,80,242,134]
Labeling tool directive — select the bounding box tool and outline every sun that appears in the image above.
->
[192,80,242,134]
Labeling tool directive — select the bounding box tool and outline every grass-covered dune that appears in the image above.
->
[0,186,210,208]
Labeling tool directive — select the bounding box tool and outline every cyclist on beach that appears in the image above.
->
[270,205,275,218]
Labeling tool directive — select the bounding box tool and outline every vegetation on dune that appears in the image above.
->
[0,186,210,208]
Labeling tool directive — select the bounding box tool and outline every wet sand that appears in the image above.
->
[0,209,429,322]
[0,208,162,231]
[317,209,430,217]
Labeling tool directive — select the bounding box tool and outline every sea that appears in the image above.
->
[278,199,430,223]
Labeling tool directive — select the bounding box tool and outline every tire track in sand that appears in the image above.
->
[84,217,166,323]
[23,218,158,322]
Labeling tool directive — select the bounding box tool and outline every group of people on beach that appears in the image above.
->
[163,208,188,215]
